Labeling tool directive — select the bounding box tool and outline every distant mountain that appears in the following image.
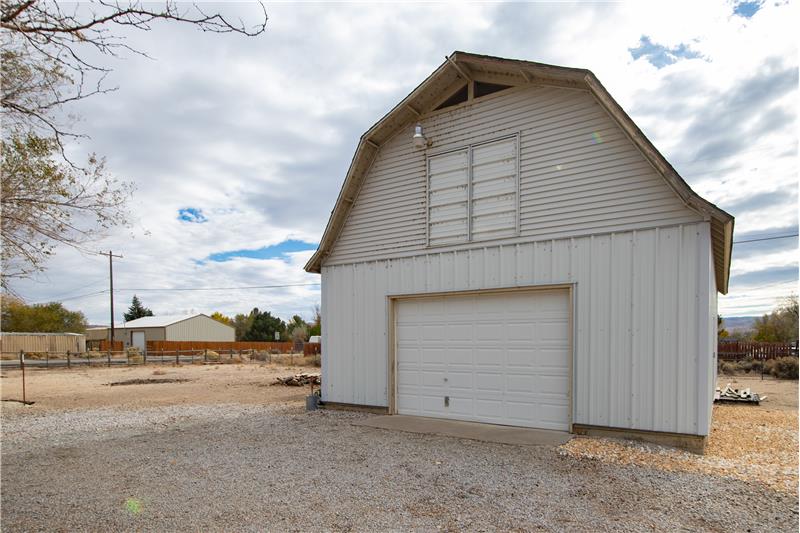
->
[722,316,758,333]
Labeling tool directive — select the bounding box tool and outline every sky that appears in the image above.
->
[6,0,798,324]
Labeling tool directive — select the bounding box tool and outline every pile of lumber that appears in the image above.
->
[714,383,765,404]
[274,373,321,386]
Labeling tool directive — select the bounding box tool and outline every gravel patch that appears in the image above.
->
[2,403,797,531]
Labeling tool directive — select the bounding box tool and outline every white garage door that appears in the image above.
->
[395,289,570,431]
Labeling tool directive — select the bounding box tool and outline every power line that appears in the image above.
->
[733,234,798,244]
[47,289,109,303]
[47,278,108,301]
[115,282,320,292]
[36,282,322,303]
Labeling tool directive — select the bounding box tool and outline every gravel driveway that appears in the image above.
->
[2,402,797,531]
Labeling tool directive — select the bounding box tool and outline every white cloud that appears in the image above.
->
[7,1,797,322]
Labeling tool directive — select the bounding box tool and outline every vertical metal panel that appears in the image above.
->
[165,316,235,342]
[321,221,716,436]
[0,333,86,353]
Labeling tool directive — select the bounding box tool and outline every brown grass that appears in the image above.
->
[559,378,799,493]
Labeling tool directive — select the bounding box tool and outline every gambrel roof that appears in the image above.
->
[305,51,734,293]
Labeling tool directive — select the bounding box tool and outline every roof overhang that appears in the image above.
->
[304,51,734,294]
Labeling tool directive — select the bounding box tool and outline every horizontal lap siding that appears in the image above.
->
[321,222,715,436]
[326,85,701,265]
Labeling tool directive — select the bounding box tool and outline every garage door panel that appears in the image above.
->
[474,372,504,392]
[447,371,473,389]
[475,324,503,341]
[397,369,420,386]
[474,348,503,366]
[475,399,504,418]
[506,374,536,392]
[538,375,569,394]
[505,323,536,341]
[396,289,570,431]
[537,321,569,341]
[421,370,447,387]
[447,324,474,340]
[448,396,476,416]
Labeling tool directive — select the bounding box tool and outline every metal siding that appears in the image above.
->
[164,316,235,342]
[326,86,701,265]
[0,334,86,354]
[322,221,715,436]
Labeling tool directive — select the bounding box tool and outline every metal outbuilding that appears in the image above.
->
[305,52,734,451]
[87,314,235,352]
[0,332,86,355]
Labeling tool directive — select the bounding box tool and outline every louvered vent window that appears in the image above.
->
[428,136,518,246]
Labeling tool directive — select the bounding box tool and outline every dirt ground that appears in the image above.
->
[1,366,797,530]
[561,375,799,493]
[0,362,311,413]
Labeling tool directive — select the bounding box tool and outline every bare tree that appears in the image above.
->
[0,1,267,290]
[1,1,267,150]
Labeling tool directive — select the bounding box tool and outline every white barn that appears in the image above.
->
[305,52,733,450]
[86,314,235,351]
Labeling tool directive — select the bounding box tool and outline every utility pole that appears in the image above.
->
[99,251,123,348]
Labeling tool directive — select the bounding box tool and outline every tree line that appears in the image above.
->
[210,306,321,343]
[719,295,798,343]
[1,294,321,343]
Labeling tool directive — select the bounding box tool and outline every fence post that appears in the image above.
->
[19,351,26,403]
[67,349,71,369]
[204,349,208,363]
[176,350,180,366]
[46,350,49,369]
[229,349,233,361]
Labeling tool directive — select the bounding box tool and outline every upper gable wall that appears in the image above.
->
[325,85,703,265]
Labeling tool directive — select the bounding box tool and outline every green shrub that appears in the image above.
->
[766,357,799,380]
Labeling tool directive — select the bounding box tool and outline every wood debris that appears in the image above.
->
[273,373,320,386]
[714,383,764,404]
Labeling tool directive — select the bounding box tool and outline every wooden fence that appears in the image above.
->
[98,340,123,352]
[718,340,798,361]
[304,342,321,356]
[146,340,294,353]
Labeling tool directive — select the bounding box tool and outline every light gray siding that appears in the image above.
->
[0,333,86,354]
[321,221,716,436]
[165,315,235,342]
[326,85,702,265]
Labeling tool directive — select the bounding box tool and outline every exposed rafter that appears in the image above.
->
[445,55,472,82]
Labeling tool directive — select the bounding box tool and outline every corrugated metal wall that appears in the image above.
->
[322,222,716,436]
[165,315,235,342]
[327,85,701,264]
[1,333,86,353]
